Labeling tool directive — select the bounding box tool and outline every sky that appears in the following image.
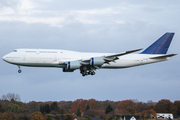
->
[0,0,180,103]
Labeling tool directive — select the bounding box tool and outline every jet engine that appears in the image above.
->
[62,61,81,72]
[90,57,104,66]
[63,68,74,72]
[67,61,81,69]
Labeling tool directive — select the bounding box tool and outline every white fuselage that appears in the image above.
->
[2,49,169,69]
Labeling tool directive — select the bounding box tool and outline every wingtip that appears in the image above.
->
[126,48,143,53]
[172,54,178,56]
[135,48,143,52]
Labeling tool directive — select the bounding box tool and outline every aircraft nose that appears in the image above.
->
[2,55,7,62]
[2,55,6,61]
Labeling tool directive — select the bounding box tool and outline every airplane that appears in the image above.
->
[2,32,177,76]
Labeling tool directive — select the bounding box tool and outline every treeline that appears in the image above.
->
[0,93,180,120]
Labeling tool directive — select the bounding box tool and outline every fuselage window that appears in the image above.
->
[13,50,17,52]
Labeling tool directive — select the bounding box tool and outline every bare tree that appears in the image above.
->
[1,93,20,101]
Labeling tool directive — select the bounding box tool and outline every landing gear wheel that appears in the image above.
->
[91,71,95,75]
[18,70,22,73]
[82,73,85,77]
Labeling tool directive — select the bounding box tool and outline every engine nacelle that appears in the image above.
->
[63,68,75,72]
[63,61,81,72]
[67,61,81,69]
[90,57,104,66]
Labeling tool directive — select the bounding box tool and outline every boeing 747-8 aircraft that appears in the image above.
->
[2,33,177,76]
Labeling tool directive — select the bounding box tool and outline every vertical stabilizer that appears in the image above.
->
[141,33,174,54]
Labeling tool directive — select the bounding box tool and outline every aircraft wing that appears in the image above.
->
[55,48,142,69]
[104,49,142,62]
[80,48,142,64]
[105,49,142,58]
[51,61,67,67]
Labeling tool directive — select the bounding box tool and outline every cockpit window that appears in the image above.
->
[13,50,17,52]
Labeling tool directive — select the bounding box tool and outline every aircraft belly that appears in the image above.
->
[12,62,63,68]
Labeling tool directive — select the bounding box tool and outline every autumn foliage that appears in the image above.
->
[70,98,98,113]
[30,111,44,120]
[0,93,180,120]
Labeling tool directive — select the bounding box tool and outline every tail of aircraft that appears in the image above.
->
[141,33,175,54]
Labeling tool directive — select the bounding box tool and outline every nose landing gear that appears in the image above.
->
[18,66,22,73]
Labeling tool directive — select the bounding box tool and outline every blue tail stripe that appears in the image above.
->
[141,33,174,54]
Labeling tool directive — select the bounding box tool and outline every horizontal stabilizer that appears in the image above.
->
[150,54,177,59]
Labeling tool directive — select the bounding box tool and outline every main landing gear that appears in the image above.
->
[81,71,95,76]
[18,66,22,73]
[80,66,95,77]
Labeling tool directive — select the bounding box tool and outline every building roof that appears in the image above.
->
[156,113,173,119]
[123,115,140,120]
[174,115,180,119]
